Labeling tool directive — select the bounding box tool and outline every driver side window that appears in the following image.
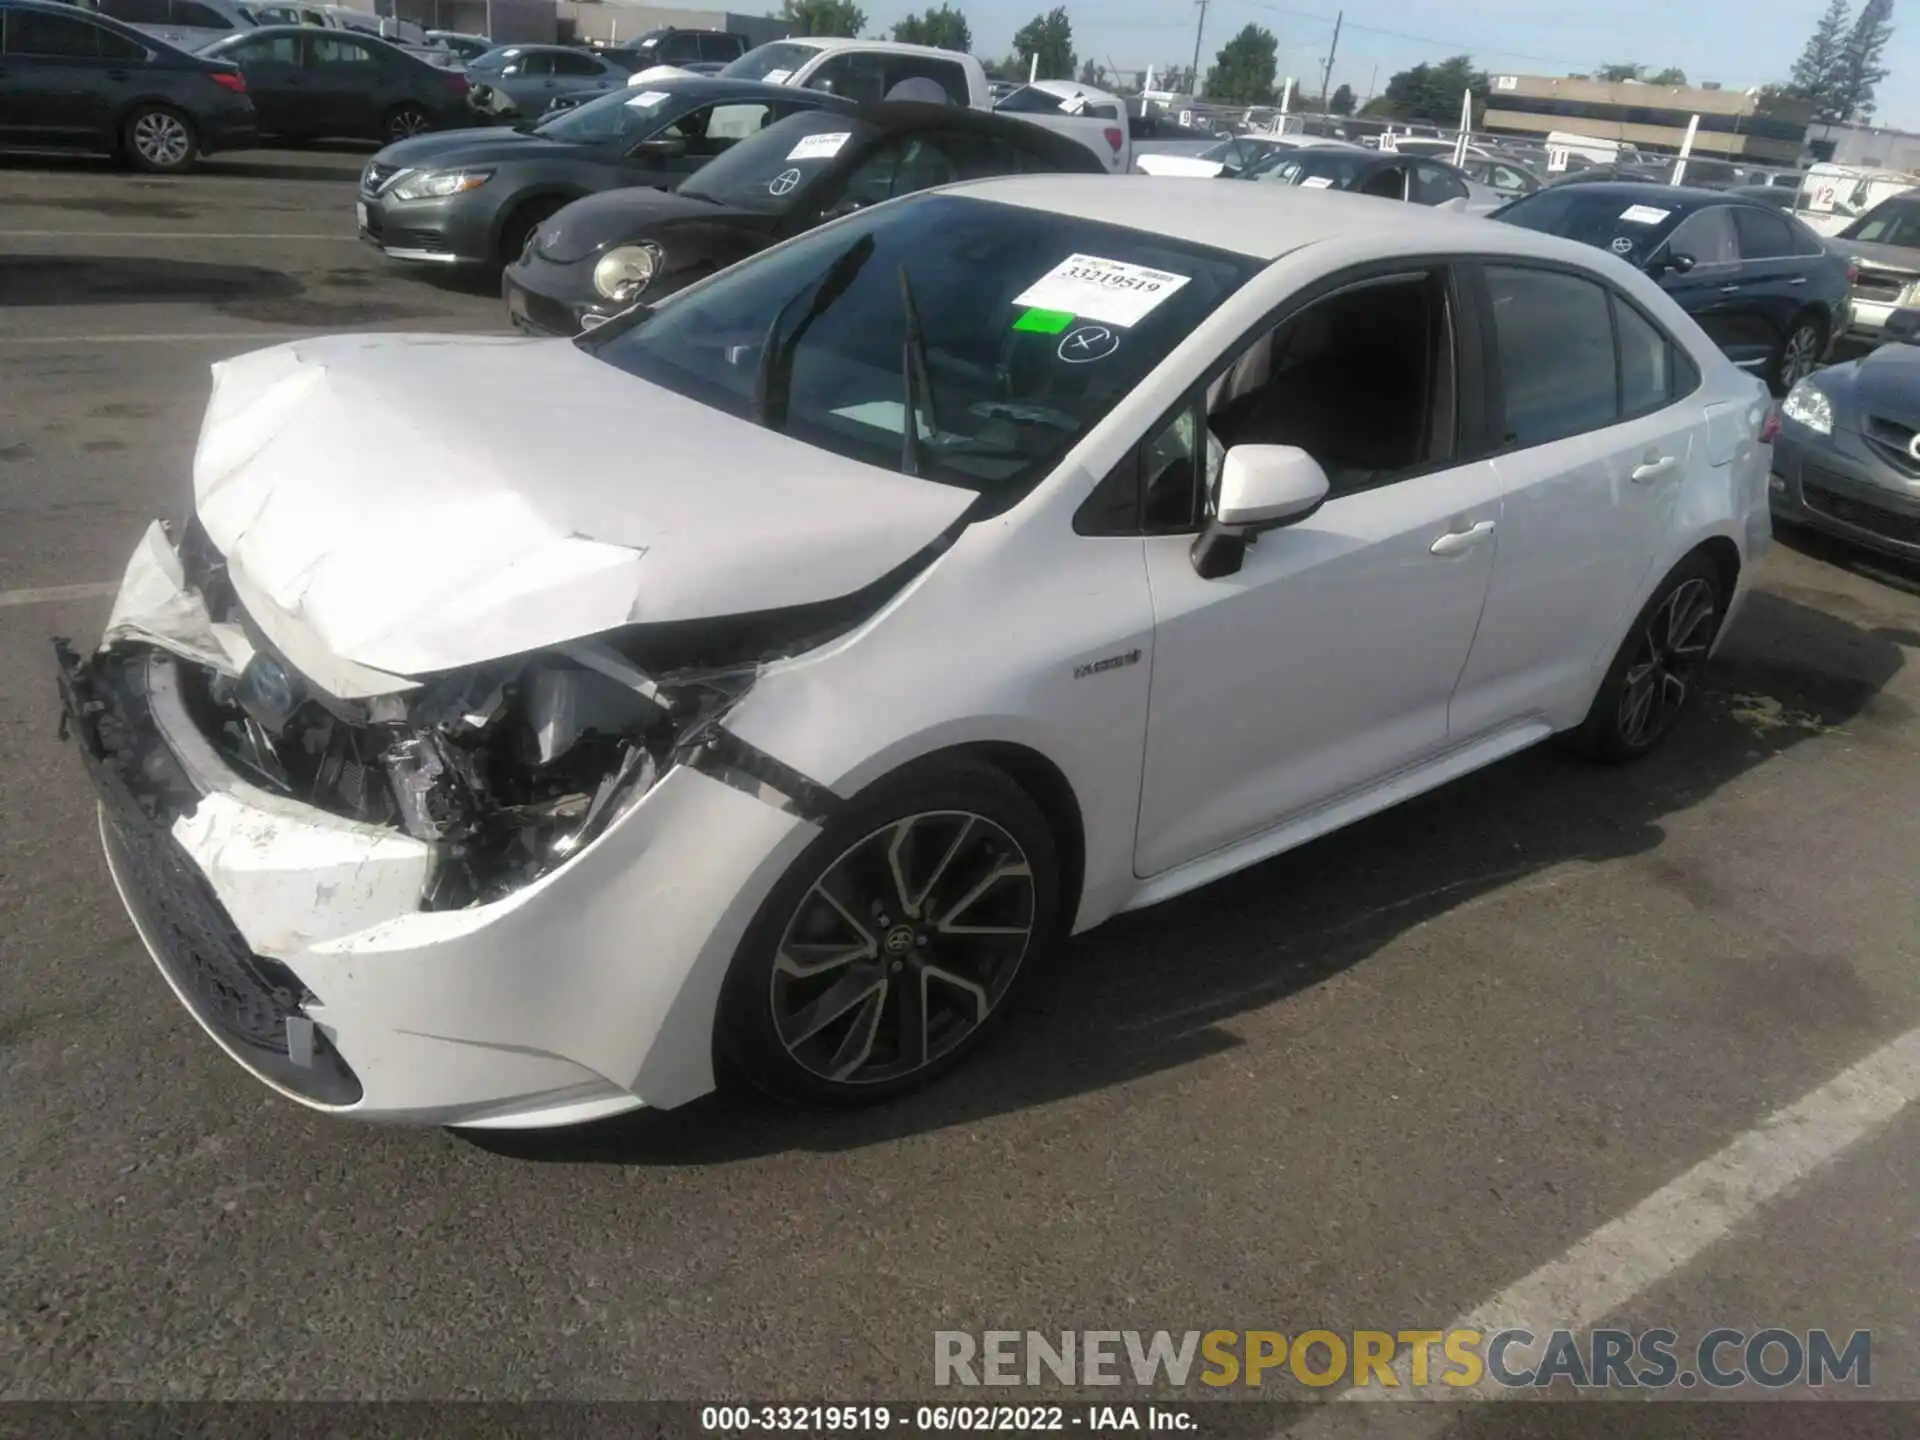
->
[1359,164,1408,200]
[1664,206,1737,266]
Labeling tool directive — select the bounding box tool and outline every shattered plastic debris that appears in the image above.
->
[101,521,253,676]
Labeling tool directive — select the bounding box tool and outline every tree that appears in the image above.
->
[1077,57,1111,88]
[1328,81,1355,114]
[1012,7,1074,80]
[1379,54,1489,122]
[1647,66,1687,84]
[1595,61,1644,81]
[1787,0,1854,116]
[1833,0,1895,120]
[777,0,866,38]
[891,3,970,52]
[1204,23,1278,105]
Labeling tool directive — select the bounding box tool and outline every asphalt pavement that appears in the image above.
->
[2,145,1919,1426]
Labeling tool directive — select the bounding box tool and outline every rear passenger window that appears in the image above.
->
[1732,205,1793,259]
[885,55,970,106]
[1486,266,1617,448]
[1614,298,1676,415]
[5,9,103,55]
[98,27,146,58]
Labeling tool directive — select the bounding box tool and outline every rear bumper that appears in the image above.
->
[1847,297,1897,340]
[201,112,259,155]
[1770,425,1920,559]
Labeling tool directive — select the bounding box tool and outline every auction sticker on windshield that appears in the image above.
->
[1620,204,1671,224]
[1013,255,1191,328]
[1299,175,1336,189]
[627,90,671,109]
[788,131,851,160]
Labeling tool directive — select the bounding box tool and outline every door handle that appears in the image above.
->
[1429,519,1495,556]
[1631,454,1679,483]
[1789,275,1808,285]
[1718,283,1741,294]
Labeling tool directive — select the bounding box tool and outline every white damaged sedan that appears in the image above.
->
[57,178,1774,1128]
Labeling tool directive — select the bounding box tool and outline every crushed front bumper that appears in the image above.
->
[55,534,818,1128]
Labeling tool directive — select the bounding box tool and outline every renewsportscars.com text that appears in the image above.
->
[933,1328,1871,1390]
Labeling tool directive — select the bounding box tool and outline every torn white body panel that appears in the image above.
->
[101,520,254,675]
[192,335,976,678]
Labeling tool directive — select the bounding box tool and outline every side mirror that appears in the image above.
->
[635,136,689,158]
[1654,250,1697,277]
[1190,445,1330,579]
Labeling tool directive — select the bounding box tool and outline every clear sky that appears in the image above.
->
[858,0,1920,131]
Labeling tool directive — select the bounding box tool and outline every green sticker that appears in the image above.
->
[1014,307,1074,334]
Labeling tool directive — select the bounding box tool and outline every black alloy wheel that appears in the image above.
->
[719,756,1060,1104]
[1574,551,1726,761]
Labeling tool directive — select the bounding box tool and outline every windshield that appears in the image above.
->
[533,84,688,145]
[1495,188,1688,263]
[584,193,1258,497]
[1247,149,1373,188]
[720,40,817,82]
[679,111,874,213]
[1842,195,1920,247]
[467,46,514,72]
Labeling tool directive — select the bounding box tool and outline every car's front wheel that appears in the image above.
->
[717,756,1061,1105]
[1572,551,1726,762]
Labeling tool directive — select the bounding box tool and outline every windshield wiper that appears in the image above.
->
[898,265,940,477]
[752,233,876,433]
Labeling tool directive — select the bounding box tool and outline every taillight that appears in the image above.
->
[1846,258,1861,288]
[209,69,246,94]
[1104,126,1123,153]
[1760,405,1781,443]
[444,72,469,96]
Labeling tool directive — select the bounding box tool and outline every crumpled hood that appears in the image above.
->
[193,333,974,684]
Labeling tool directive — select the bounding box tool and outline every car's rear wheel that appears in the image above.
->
[717,756,1060,1105]
[382,103,433,144]
[1572,551,1726,762]
[1770,313,1825,394]
[123,105,197,174]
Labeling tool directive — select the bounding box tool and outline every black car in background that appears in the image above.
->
[1494,182,1850,392]
[201,25,469,143]
[358,77,853,271]
[1772,328,1920,561]
[0,0,253,171]
[501,101,1107,337]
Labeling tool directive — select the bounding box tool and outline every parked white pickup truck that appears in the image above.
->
[709,40,1134,173]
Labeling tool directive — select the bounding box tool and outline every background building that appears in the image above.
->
[1481,74,1815,164]
[1804,120,1920,171]
[554,1,791,47]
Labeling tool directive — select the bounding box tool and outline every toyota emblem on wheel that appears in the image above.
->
[769,168,802,196]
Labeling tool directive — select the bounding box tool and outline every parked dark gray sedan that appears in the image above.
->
[462,42,637,120]
[356,77,854,271]
[1773,333,1920,561]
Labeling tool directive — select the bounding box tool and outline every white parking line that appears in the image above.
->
[1283,1022,1920,1435]
[0,230,356,241]
[0,581,116,609]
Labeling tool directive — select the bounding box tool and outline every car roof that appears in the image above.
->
[1529,180,1747,210]
[940,175,1613,262]
[631,75,860,106]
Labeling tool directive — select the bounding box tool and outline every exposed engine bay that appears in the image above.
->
[104,518,906,911]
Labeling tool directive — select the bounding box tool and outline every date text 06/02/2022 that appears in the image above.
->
[699,1404,1198,1432]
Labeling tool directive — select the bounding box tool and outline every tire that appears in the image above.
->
[381,103,433,144]
[716,755,1062,1106]
[122,105,197,174]
[1769,312,1825,395]
[495,199,562,270]
[1570,551,1727,763]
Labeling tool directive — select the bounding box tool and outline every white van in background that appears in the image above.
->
[1794,162,1920,235]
